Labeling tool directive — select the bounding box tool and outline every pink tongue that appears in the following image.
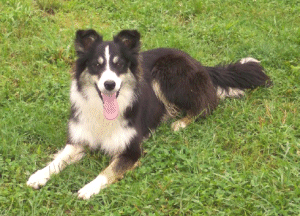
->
[101,92,119,120]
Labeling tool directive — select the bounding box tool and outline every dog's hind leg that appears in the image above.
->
[27,144,85,189]
[171,112,194,131]
[151,54,219,131]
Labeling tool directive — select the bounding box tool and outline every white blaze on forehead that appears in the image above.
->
[105,45,110,69]
[98,45,122,93]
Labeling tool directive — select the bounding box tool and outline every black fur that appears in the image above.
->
[144,48,218,117]
[205,61,271,91]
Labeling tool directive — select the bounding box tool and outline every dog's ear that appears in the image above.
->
[75,29,102,56]
[114,30,140,51]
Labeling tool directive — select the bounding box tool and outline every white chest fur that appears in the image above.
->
[68,80,137,156]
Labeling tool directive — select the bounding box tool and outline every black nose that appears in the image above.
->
[104,80,116,91]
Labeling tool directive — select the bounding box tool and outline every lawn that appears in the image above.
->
[1,0,300,215]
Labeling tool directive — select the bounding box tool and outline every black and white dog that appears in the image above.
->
[27,29,270,199]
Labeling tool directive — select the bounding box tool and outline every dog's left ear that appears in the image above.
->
[114,30,140,51]
[75,29,103,56]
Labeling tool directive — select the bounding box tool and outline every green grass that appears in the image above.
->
[1,0,300,215]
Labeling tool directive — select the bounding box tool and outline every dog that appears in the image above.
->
[27,29,271,199]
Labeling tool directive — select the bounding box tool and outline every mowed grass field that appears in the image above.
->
[1,0,300,215]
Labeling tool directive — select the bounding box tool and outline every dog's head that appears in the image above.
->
[74,29,141,120]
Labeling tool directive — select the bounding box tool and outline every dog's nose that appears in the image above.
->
[104,80,116,91]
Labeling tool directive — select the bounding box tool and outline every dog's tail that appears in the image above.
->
[205,57,271,99]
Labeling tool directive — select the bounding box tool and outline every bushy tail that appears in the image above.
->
[205,57,271,99]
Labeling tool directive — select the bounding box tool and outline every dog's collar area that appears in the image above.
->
[94,83,120,101]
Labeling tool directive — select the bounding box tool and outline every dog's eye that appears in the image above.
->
[112,61,123,68]
[112,56,123,68]
[94,63,102,68]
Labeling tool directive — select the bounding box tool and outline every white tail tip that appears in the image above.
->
[240,57,260,64]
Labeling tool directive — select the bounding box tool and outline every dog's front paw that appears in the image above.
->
[27,168,50,189]
[78,175,108,200]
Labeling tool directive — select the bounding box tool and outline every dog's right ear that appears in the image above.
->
[75,29,102,56]
[114,30,140,52]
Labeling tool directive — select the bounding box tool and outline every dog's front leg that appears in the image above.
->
[78,147,141,200]
[27,144,85,189]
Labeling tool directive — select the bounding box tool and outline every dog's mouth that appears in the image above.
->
[95,83,120,121]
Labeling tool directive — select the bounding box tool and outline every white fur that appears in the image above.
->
[26,168,51,189]
[69,63,137,155]
[27,144,85,189]
[98,70,122,94]
[171,120,187,131]
[69,83,136,155]
[78,175,108,199]
[240,57,260,64]
[216,87,245,99]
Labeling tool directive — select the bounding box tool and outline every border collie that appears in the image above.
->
[27,29,271,199]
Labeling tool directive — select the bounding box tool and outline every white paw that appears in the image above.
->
[227,87,245,98]
[171,120,187,132]
[240,57,260,64]
[27,168,50,189]
[78,175,108,200]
